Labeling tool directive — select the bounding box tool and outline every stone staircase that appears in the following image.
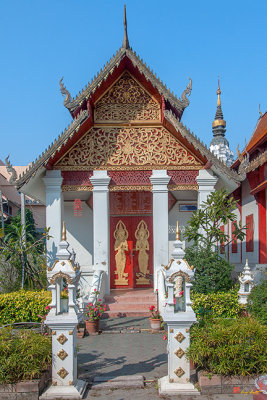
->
[103,289,157,318]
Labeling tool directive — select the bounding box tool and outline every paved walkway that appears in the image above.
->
[78,317,167,381]
[78,317,253,400]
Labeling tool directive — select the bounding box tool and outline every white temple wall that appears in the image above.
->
[64,201,93,268]
[64,201,94,300]
[168,191,197,255]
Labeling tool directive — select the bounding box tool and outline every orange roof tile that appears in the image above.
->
[246,112,267,153]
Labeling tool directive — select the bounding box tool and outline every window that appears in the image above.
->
[246,214,254,252]
[179,204,197,212]
[220,225,225,254]
[231,221,238,253]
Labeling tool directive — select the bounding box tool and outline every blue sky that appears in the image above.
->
[0,0,266,166]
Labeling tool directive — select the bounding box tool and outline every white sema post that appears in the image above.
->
[238,259,254,305]
[40,222,87,400]
[158,222,199,396]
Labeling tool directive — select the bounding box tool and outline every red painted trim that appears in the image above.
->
[258,190,267,263]
[250,179,267,195]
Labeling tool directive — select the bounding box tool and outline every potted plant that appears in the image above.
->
[149,305,161,331]
[60,287,69,313]
[85,291,107,334]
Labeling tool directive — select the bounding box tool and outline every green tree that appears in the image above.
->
[0,210,51,292]
[5,209,37,242]
[184,190,246,294]
[185,245,234,294]
[184,189,246,249]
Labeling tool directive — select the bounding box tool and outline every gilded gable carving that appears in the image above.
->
[56,127,201,170]
[94,72,161,122]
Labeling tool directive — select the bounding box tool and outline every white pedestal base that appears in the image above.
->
[40,379,87,399]
[158,376,200,396]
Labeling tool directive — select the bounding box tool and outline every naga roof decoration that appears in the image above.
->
[164,110,242,182]
[59,47,192,116]
[16,110,89,188]
[246,149,267,173]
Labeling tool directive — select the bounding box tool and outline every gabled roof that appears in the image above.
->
[16,110,89,188]
[60,47,192,119]
[246,111,267,153]
[232,111,267,170]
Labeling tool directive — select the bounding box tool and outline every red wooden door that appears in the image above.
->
[110,192,153,289]
[110,216,153,288]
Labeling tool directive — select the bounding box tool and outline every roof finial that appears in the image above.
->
[259,104,263,117]
[217,75,221,107]
[62,221,66,241]
[122,4,129,49]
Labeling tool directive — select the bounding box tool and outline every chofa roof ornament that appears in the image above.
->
[59,77,72,109]
[180,77,192,109]
[5,155,17,184]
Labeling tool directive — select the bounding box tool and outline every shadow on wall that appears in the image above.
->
[64,202,93,266]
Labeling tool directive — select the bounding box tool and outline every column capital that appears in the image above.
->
[150,170,170,192]
[91,170,110,191]
[196,169,218,189]
[43,170,63,190]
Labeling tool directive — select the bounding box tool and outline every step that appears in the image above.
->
[104,295,157,303]
[105,303,156,311]
[103,310,152,318]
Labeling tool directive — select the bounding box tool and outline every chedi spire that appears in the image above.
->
[209,78,234,166]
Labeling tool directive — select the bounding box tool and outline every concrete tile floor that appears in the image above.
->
[78,317,253,399]
[78,318,167,381]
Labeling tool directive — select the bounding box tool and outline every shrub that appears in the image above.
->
[185,245,234,294]
[247,280,267,325]
[0,328,51,383]
[0,290,51,326]
[187,318,267,376]
[192,289,243,320]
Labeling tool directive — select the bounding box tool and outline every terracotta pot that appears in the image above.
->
[85,319,99,334]
[150,318,161,331]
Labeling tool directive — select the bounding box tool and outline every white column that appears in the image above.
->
[43,170,63,267]
[90,171,110,294]
[150,170,171,289]
[196,169,218,208]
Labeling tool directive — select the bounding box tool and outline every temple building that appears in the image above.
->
[15,8,244,300]
[227,111,267,281]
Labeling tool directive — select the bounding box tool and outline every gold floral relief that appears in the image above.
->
[56,127,200,169]
[135,220,150,285]
[114,221,129,285]
[94,72,160,122]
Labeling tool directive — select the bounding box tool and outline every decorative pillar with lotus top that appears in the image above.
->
[158,222,199,396]
[40,222,87,399]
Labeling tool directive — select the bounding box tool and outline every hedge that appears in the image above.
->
[0,290,51,326]
[187,317,267,376]
[0,328,51,384]
[192,289,243,319]
[247,280,267,325]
